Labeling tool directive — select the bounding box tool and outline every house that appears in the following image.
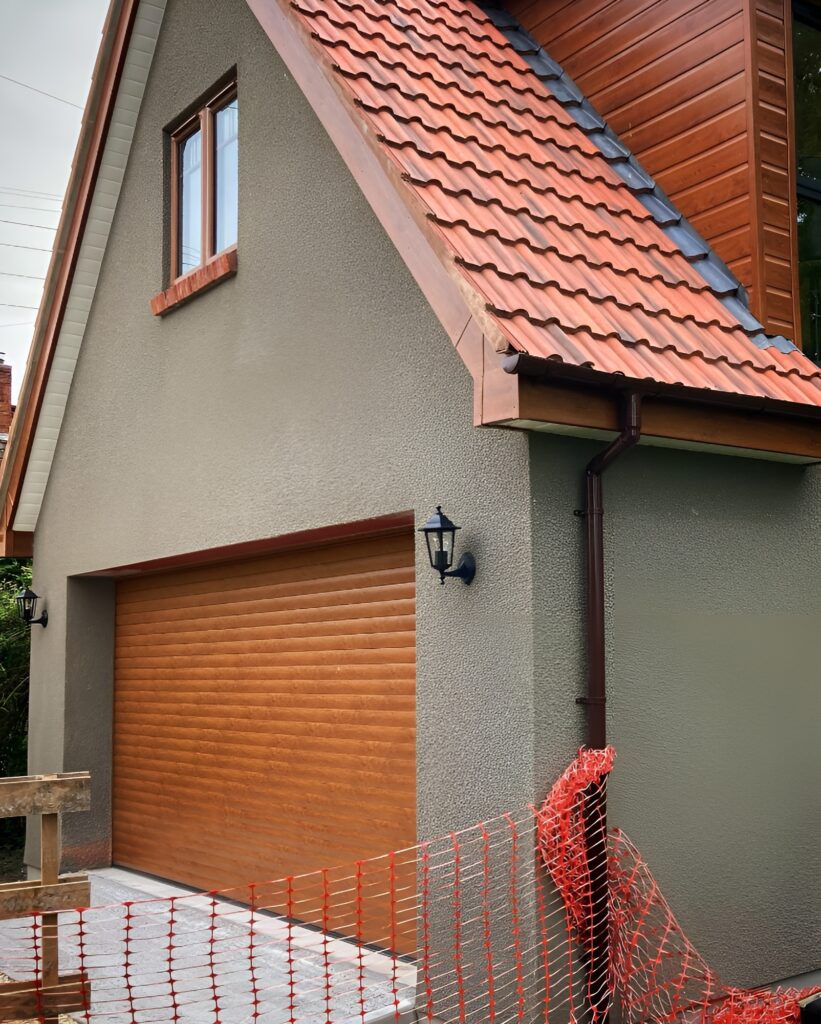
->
[0,0,819,998]
[0,359,12,463]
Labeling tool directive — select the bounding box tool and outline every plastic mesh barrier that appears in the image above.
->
[537,747,821,1024]
[0,750,815,1024]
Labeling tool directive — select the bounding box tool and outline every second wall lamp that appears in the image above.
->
[419,506,476,585]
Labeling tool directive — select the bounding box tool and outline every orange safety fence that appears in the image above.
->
[0,750,815,1024]
[538,747,820,1024]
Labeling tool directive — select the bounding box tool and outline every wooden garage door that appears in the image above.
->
[113,531,416,898]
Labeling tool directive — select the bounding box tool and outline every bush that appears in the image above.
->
[0,559,31,845]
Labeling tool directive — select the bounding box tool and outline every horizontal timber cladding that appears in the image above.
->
[750,0,801,341]
[507,0,800,343]
[113,531,416,949]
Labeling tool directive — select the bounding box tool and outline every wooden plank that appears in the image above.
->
[0,876,89,922]
[0,774,90,820]
[0,974,88,1021]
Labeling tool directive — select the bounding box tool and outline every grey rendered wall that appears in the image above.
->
[27,0,538,869]
[26,0,819,995]
[529,434,821,987]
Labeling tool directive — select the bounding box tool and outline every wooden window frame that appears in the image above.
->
[152,78,237,316]
[169,79,237,281]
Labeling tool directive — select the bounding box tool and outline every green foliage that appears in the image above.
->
[0,558,32,845]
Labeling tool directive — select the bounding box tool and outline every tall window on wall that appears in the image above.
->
[171,78,238,279]
[794,3,821,362]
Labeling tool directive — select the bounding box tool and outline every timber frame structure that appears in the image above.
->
[0,773,91,1023]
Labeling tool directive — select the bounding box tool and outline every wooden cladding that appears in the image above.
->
[508,0,802,344]
[747,0,801,339]
[112,532,416,931]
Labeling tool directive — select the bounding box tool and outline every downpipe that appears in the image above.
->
[576,391,642,1022]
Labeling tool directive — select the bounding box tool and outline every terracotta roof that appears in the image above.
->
[289,0,821,408]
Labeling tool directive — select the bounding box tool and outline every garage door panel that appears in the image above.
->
[114,744,414,779]
[113,663,415,679]
[113,530,416,953]
[115,584,417,632]
[117,540,412,606]
[115,689,415,710]
[116,612,416,646]
[115,628,416,657]
[117,594,416,630]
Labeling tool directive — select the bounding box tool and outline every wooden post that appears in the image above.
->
[0,773,91,1024]
[40,807,59,1023]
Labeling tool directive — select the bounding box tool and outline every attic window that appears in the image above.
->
[152,79,238,316]
[171,80,237,277]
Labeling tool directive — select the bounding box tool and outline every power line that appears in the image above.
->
[0,302,40,310]
[0,186,63,200]
[0,218,56,231]
[0,271,45,281]
[0,242,52,253]
[0,73,83,110]
[0,203,62,214]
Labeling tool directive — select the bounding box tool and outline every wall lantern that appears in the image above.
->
[16,588,48,628]
[419,506,476,585]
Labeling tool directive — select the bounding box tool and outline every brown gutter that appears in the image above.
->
[503,351,821,423]
[576,391,642,1024]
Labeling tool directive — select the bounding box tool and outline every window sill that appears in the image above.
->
[150,247,237,317]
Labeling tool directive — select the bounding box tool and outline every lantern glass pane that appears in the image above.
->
[17,591,36,621]
[424,530,438,567]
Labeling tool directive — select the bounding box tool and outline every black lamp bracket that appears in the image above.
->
[439,552,476,586]
[28,610,48,628]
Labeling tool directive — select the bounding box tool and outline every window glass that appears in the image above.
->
[798,195,821,362]
[214,99,238,253]
[179,129,202,275]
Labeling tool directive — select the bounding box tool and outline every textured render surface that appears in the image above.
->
[24,0,821,995]
[27,0,537,868]
[529,434,821,987]
[285,0,821,405]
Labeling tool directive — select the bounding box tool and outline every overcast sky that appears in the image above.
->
[1,0,109,401]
